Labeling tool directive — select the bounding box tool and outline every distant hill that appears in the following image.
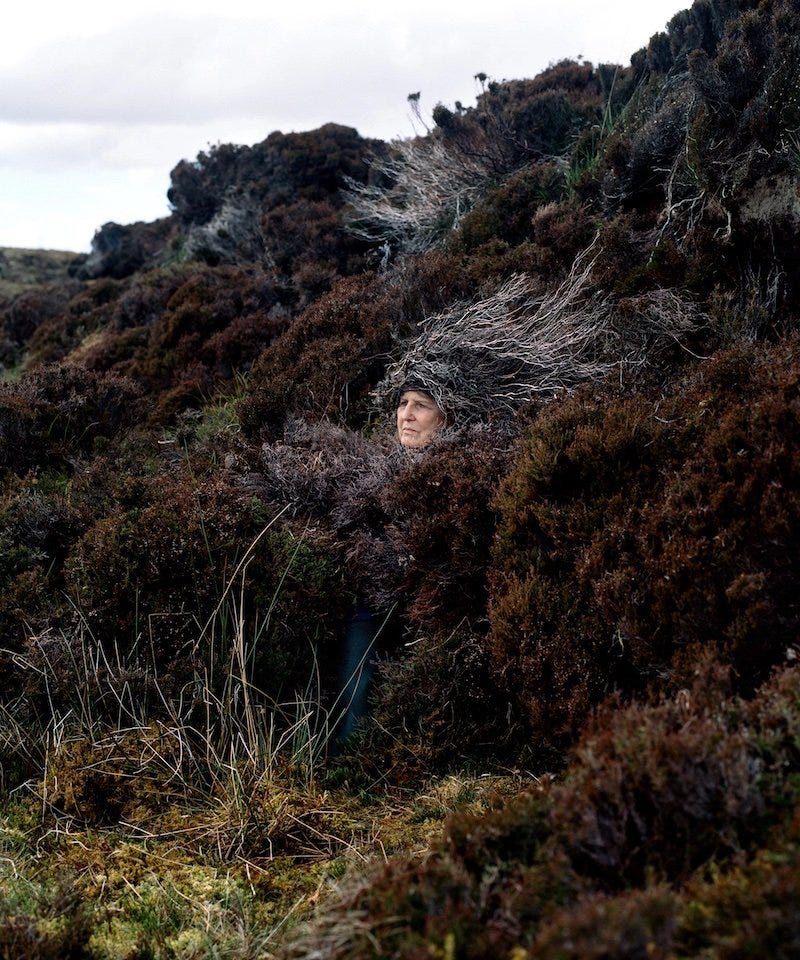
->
[0,246,80,297]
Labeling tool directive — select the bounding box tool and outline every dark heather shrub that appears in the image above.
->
[459,61,606,172]
[0,365,141,475]
[166,125,377,277]
[61,474,348,707]
[0,283,79,367]
[261,198,368,282]
[239,272,398,438]
[530,886,679,960]
[74,217,174,280]
[596,0,800,327]
[107,263,197,331]
[254,420,509,630]
[549,682,760,889]
[135,264,282,388]
[548,661,800,887]
[280,664,800,960]
[453,164,565,252]
[24,263,287,401]
[341,430,512,631]
[676,841,800,959]
[0,474,79,658]
[388,248,486,322]
[25,277,127,367]
[488,337,800,752]
[354,628,519,781]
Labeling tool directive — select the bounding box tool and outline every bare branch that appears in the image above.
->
[343,137,493,254]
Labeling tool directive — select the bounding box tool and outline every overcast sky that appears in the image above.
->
[1,0,688,252]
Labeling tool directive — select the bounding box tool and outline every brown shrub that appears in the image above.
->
[136,264,283,386]
[239,272,398,437]
[279,663,800,960]
[0,365,141,475]
[61,473,348,703]
[355,628,520,781]
[677,837,800,959]
[25,277,127,366]
[488,338,800,750]
[453,164,565,252]
[531,886,678,960]
[0,283,79,366]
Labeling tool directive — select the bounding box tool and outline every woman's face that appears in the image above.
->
[396,390,445,448]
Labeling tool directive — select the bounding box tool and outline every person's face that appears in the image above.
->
[396,390,445,448]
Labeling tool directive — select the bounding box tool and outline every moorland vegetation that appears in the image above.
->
[0,0,799,955]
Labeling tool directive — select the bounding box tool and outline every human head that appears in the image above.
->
[396,388,445,448]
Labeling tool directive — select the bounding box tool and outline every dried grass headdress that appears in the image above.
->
[375,244,611,425]
[375,241,702,426]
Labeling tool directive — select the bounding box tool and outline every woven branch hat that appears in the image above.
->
[374,247,614,427]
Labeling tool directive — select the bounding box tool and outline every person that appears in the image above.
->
[333,384,446,751]
[395,387,446,448]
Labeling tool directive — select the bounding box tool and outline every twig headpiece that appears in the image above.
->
[376,241,612,424]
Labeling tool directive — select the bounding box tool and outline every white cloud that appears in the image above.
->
[0,0,688,250]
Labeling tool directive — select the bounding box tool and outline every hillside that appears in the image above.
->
[0,246,79,297]
[0,0,799,956]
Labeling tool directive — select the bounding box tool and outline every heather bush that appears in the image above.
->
[136,266,280,383]
[239,272,398,437]
[0,283,79,368]
[550,682,761,888]
[280,662,800,959]
[25,277,127,367]
[452,163,565,252]
[489,337,800,751]
[61,473,348,705]
[75,216,174,280]
[384,247,488,321]
[341,430,512,630]
[529,886,679,960]
[345,62,609,256]
[0,473,79,656]
[254,418,511,630]
[591,0,800,330]
[355,628,521,781]
[261,197,369,301]
[0,365,141,475]
[676,839,800,958]
[108,263,197,331]
[56,264,288,408]
[167,124,378,275]
[168,125,376,230]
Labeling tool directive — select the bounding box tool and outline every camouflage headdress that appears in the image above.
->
[375,245,612,426]
[374,238,706,427]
